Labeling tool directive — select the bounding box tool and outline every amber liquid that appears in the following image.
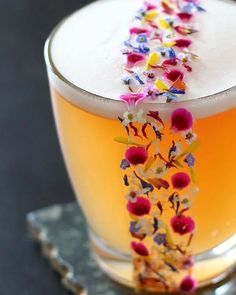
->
[51,88,236,256]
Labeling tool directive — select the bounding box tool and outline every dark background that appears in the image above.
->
[0,0,91,294]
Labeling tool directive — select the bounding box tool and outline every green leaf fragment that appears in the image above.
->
[114,137,145,147]
[176,139,200,161]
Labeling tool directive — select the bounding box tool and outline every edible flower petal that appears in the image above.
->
[171,215,195,235]
[127,196,151,216]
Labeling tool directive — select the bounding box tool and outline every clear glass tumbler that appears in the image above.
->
[44,13,236,293]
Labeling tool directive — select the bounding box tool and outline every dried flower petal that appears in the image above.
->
[120,159,130,170]
[162,59,178,66]
[144,10,158,21]
[125,146,148,165]
[171,215,195,235]
[172,172,191,190]
[161,1,174,14]
[179,276,197,293]
[171,108,193,132]
[184,153,196,167]
[148,178,170,190]
[177,12,193,21]
[136,34,148,43]
[129,27,151,35]
[154,79,168,92]
[174,39,192,48]
[131,241,149,256]
[154,233,167,245]
[175,25,198,35]
[127,53,146,68]
[165,69,184,82]
[145,52,160,70]
[127,196,151,216]
[119,93,146,108]
[144,2,157,10]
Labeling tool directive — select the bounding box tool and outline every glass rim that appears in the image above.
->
[44,6,236,107]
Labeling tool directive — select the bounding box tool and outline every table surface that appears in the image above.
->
[0,0,91,294]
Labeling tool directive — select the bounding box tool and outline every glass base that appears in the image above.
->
[89,229,236,292]
[27,202,236,294]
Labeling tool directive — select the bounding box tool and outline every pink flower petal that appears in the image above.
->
[165,69,184,82]
[162,59,178,66]
[174,39,192,48]
[171,108,193,132]
[179,276,197,293]
[119,93,146,108]
[125,146,148,166]
[183,63,193,72]
[131,241,149,256]
[129,27,151,36]
[171,215,195,235]
[127,196,151,216]
[171,172,191,190]
[127,53,146,68]
[177,12,193,22]
[144,2,157,10]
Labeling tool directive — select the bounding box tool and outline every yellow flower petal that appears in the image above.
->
[175,140,200,160]
[114,137,145,147]
[154,79,168,92]
[144,156,155,172]
[144,10,158,21]
[159,18,170,30]
[160,41,176,48]
[145,52,160,70]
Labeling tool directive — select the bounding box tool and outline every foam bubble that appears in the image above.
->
[46,0,236,119]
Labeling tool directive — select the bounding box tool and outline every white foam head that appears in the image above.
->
[46,0,236,119]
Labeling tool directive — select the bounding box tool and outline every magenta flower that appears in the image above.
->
[129,27,151,36]
[177,12,193,22]
[119,93,146,108]
[179,276,197,293]
[171,215,195,235]
[162,59,178,66]
[174,39,192,48]
[125,146,148,166]
[127,196,151,216]
[164,69,184,82]
[131,241,149,256]
[171,172,191,190]
[144,2,157,10]
[127,53,146,68]
[171,108,193,132]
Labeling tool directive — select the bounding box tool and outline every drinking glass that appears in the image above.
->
[44,15,236,291]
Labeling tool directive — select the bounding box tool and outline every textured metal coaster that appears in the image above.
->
[27,202,236,295]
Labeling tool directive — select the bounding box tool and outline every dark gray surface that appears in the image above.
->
[27,202,236,295]
[0,0,90,294]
